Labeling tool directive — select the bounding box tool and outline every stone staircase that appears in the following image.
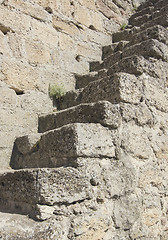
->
[1,0,168,238]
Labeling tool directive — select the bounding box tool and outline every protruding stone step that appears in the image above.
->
[140,13,168,31]
[102,41,129,60]
[58,72,143,110]
[113,12,168,43]
[137,0,159,11]
[89,61,103,72]
[79,72,142,106]
[75,69,107,90]
[11,123,116,169]
[127,25,168,48]
[112,26,139,43]
[75,72,98,89]
[0,168,92,220]
[107,55,168,79]
[103,39,168,70]
[129,13,152,27]
[38,101,121,133]
[129,2,168,26]
[129,6,154,20]
[56,88,82,110]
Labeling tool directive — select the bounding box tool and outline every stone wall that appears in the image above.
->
[0,0,145,168]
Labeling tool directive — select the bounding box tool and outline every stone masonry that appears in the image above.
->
[1,0,168,239]
[0,0,143,169]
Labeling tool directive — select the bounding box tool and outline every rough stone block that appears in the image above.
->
[105,38,168,69]
[30,19,59,47]
[25,39,51,64]
[1,57,39,92]
[11,123,116,169]
[79,72,143,105]
[122,39,168,62]
[52,16,79,36]
[121,124,154,159]
[127,25,168,47]
[0,168,92,219]
[3,0,50,23]
[0,6,31,34]
[75,71,98,89]
[141,13,168,31]
[107,55,168,79]
[38,101,121,133]
[74,5,92,27]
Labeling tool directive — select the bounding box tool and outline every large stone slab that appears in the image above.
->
[0,168,91,220]
[38,101,121,133]
[10,123,116,169]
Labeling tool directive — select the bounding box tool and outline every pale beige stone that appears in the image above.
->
[25,39,51,64]
[0,6,31,34]
[7,32,25,59]
[30,19,59,47]
[3,0,50,22]
[0,32,12,58]
[34,0,59,12]
[52,16,80,36]
[59,33,74,51]
[1,58,39,92]
[74,5,92,27]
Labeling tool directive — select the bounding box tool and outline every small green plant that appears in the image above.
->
[132,6,137,12]
[120,23,127,30]
[49,83,65,100]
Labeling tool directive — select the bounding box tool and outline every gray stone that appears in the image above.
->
[79,72,143,105]
[11,123,116,169]
[38,101,121,133]
[0,168,92,220]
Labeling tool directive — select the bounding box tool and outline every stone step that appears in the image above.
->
[38,101,121,133]
[140,12,168,31]
[137,0,162,11]
[56,88,82,110]
[102,41,129,60]
[129,6,154,20]
[130,3,168,27]
[113,12,168,43]
[58,72,143,110]
[137,0,167,12]
[75,68,107,90]
[89,61,102,72]
[107,55,168,80]
[10,123,117,169]
[126,25,168,48]
[103,39,168,69]
[129,13,152,27]
[75,72,98,89]
[0,167,92,220]
[78,72,142,106]
[112,26,139,43]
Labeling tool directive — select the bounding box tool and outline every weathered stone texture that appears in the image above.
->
[2,0,168,240]
[0,0,138,168]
